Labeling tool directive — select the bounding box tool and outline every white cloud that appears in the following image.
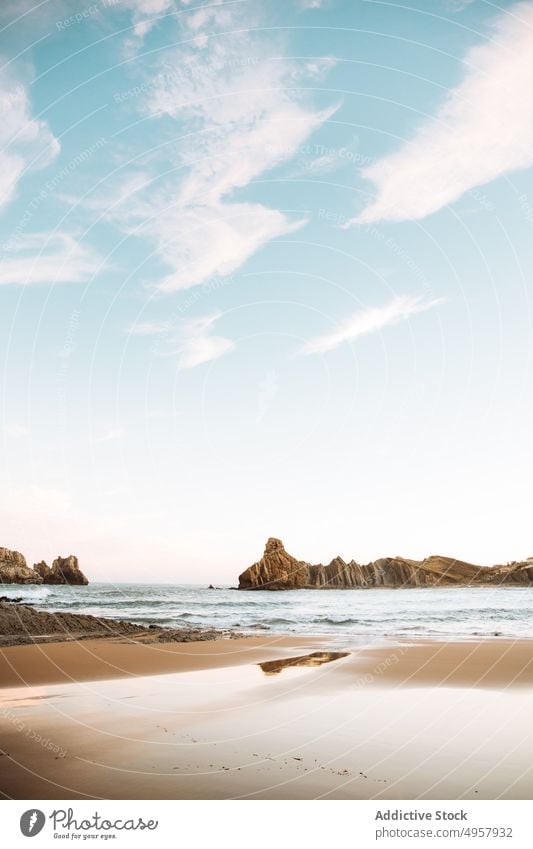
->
[172,101,337,209]
[129,312,234,369]
[156,311,235,369]
[104,4,338,291]
[118,0,230,50]
[184,1,234,33]
[148,202,306,292]
[0,66,59,209]
[354,3,533,224]
[60,172,152,226]
[302,294,443,354]
[0,233,102,286]
[117,0,174,39]
[178,333,234,369]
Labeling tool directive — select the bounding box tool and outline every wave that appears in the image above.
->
[311,616,361,626]
[68,599,192,609]
[257,617,296,625]
[1,586,53,604]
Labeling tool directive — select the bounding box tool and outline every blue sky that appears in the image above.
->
[1,0,533,581]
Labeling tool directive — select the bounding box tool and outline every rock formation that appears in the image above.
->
[33,555,88,585]
[238,538,533,590]
[0,547,89,585]
[0,601,222,647]
[239,537,311,590]
[0,548,43,584]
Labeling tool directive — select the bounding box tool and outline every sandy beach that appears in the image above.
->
[2,635,533,800]
[0,634,322,688]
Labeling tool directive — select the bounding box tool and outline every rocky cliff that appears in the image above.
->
[238,538,533,590]
[33,555,88,585]
[0,548,89,585]
[0,548,43,584]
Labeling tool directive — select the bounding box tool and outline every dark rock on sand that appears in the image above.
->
[238,538,533,590]
[0,601,224,647]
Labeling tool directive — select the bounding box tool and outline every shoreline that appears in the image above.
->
[2,632,533,689]
[0,599,228,648]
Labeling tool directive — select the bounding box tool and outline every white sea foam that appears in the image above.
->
[1,585,53,604]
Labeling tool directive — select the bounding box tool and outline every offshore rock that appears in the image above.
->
[0,548,43,584]
[238,537,310,590]
[33,555,89,585]
[238,539,533,590]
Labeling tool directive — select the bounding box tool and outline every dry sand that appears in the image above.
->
[2,636,533,799]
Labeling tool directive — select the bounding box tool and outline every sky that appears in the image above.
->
[1,0,533,582]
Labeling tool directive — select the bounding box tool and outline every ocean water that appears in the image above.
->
[2,582,533,641]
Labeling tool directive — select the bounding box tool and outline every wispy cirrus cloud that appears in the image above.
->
[129,311,234,369]
[302,294,443,354]
[149,201,307,293]
[0,233,101,286]
[118,0,235,50]
[353,2,533,224]
[178,333,234,369]
[170,312,235,370]
[0,66,59,210]
[100,3,338,291]
[119,0,174,34]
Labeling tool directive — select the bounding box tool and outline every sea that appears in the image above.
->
[2,582,533,641]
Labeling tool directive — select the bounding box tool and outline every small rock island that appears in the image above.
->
[0,547,89,585]
[238,538,533,590]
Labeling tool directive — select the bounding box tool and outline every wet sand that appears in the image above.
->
[2,634,533,690]
[0,634,321,688]
[1,637,533,799]
[346,639,533,688]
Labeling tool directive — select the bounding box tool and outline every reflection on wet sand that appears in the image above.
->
[259,651,350,675]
